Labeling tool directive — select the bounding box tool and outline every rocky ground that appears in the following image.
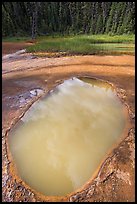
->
[2,42,135,202]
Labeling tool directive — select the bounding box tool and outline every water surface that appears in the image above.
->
[8,77,126,196]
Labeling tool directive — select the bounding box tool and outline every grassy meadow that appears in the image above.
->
[3,34,135,56]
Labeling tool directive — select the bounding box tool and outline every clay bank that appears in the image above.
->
[2,53,135,202]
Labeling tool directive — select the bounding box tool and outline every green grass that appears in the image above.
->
[75,34,135,43]
[2,36,31,42]
[3,34,135,55]
[27,34,135,55]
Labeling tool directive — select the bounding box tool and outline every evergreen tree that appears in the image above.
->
[105,2,117,34]
[116,2,127,34]
[2,2,135,37]
[95,3,104,34]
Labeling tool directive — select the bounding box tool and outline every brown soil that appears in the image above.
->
[2,43,135,202]
[2,42,34,56]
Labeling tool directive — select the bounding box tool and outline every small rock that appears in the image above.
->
[30,90,37,96]
[19,97,26,104]
[36,89,44,96]
[69,194,80,202]
[31,56,37,59]
[55,80,61,83]
[131,113,135,119]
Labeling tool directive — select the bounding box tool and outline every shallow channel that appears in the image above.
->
[8,77,127,196]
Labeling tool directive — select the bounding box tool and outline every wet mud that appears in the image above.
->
[2,45,135,202]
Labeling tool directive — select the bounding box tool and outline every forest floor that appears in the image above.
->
[2,42,135,202]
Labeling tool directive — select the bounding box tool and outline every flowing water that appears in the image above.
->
[8,77,127,196]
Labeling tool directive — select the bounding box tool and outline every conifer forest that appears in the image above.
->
[2,2,135,38]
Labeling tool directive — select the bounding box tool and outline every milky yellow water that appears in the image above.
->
[8,77,126,196]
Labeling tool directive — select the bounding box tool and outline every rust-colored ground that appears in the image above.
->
[2,42,34,56]
[2,43,135,202]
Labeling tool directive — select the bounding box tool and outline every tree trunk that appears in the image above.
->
[31,3,38,40]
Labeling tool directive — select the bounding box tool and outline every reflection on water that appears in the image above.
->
[8,77,126,196]
[79,76,114,91]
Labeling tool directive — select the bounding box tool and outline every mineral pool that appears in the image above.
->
[8,77,127,196]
